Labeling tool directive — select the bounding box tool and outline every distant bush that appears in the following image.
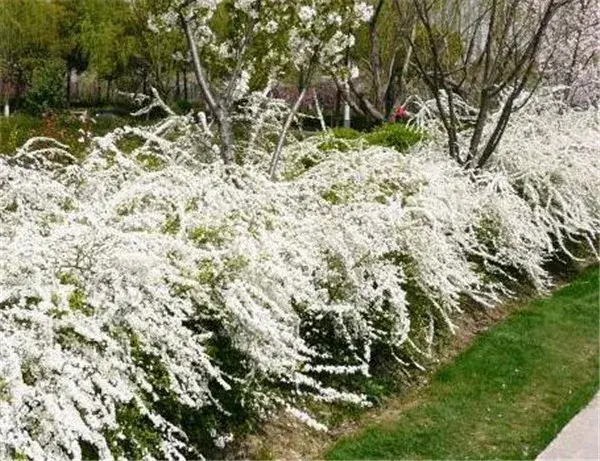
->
[317,127,363,153]
[0,108,149,158]
[174,99,196,114]
[316,124,425,156]
[0,114,41,155]
[330,127,362,139]
[364,123,425,152]
[23,59,67,115]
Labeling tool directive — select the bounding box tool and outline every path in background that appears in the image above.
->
[537,393,599,460]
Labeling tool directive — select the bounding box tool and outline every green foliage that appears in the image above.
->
[162,214,181,235]
[23,60,68,115]
[105,402,164,460]
[20,359,39,386]
[59,272,82,287]
[56,326,100,351]
[374,178,402,204]
[10,450,28,461]
[77,0,188,97]
[0,0,61,92]
[97,331,170,459]
[321,188,341,205]
[292,251,390,404]
[330,127,362,140]
[137,152,166,171]
[55,0,90,73]
[80,0,137,82]
[321,183,354,205]
[313,124,425,161]
[364,123,425,152]
[414,23,464,70]
[327,266,600,460]
[58,272,94,316]
[317,127,363,153]
[174,99,195,114]
[4,200,18,213]
[67,289,93,316]
[93,111,146,135]
[189,225,230,246]
[0,114,42,155]
[319,252,355,303]
[115,135,144,154]
[98,296,263,459]
[0,378,9,401]
[0,109,150,158]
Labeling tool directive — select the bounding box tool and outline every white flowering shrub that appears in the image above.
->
[540,0,600,107]
[1,89,598,459]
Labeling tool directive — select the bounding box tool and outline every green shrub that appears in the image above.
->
[364,123,425,152]
[0,378,9,401]
[92,113,133,136]
[0,113,41,155]
[115,135,145,154]
[162,215,181,235]
[315,124,425,155]
[24,59,67,115]
[321,183,354,205]
[174,99,195,114]
[330,127,361,140]
[189,225,230,246]
[317,127,362,153]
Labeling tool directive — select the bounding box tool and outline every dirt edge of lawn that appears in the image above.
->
[239,262,599,460]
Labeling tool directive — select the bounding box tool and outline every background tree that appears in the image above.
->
[331,0,420,122]
[80,0,139,103]
[0,0,60,115]
[55,0,90,106]
[153,0,373,166]
[23,59,68,115]
[406,0,574,169]
[127,0,187,99]
[540,0,600,107]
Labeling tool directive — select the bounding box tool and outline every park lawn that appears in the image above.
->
[327,265,599,460]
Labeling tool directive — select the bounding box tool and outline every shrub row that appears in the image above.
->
[0,93,598,460]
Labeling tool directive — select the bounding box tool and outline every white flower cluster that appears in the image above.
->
[148,0,372,104]
[0,91,598,459]
[540,0,600,107]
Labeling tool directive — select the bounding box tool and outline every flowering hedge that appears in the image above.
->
[0,92,598,460]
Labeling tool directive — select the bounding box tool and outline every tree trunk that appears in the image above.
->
[397,24,416,107]
[335,86,342,127]
[3,101,9,117]
[349,79,386,121]
[343,101,351,128]
[183,71,188,100]
[314,91,327,132]
[217,107,235,164]
[66,68,72,107]
[343,81,351,128]
[96,80,101,105]
[183,15,234,164]
[269,88,307,179]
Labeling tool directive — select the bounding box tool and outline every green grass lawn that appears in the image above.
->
[327,265,599,460]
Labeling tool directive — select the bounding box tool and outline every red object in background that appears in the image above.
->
[391,105,408,123]
[395,105,408,119]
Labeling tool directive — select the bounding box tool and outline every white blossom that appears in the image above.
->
[0,88,597,459]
